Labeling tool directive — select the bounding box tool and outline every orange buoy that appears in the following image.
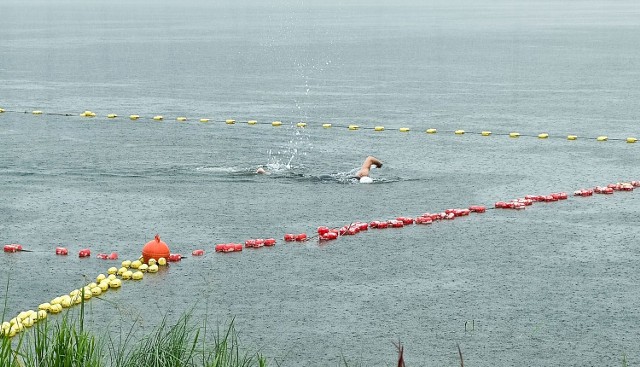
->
[142,235,170,264]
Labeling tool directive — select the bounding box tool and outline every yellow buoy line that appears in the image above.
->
[0,256,165,338]
[0,107,637,143]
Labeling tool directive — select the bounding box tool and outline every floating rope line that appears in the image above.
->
[1,179,638,337]
[0,107,637,143]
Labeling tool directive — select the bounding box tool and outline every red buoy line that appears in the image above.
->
[2,180,639,338]
[4,180,640,257]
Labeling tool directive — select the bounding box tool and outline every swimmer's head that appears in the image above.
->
[359,176,373,184]
[256,167,266,174]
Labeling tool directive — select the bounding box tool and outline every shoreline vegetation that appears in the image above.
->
[1,303,414,367]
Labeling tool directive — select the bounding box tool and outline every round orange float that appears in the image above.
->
[142,235,170,264]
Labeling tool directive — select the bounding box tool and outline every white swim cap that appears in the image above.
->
[359,176,373,184]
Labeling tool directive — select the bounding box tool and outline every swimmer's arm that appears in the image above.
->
[367,156,382,168]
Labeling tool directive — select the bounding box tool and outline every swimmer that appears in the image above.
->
[356,156,382,183]
[256,167,271,175]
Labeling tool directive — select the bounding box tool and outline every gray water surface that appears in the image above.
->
[1,1,640,366]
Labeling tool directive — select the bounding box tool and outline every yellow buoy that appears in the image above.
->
[567,135,578,140]
[596,136,608,141]
[247,120,257,125]
[272,121,282,127]
[509,132,520,138]
[38,303,51,311]
[107,274,117,281]
[107,113,117,118]
[158,257,167,266]
[374,126,385,131]
[99,280,109,291]
[32,110,43,115]
[399,127,410,132]
[538,133,549,139]
[0,108,5,113]
[348,125,359,130]
[626,137,637,143]
[199,118,210,123]
[132,271,144,280]
[122,270,133,280]
[37,310,47,320]
[176,117,187,122]
[91,287,102,296]
[454,130,465,135]
[148,264,159,273]
[481,131,492,136]
[426,128,437,134]
[87,282,97,289]
[109,279,122,288]
[51,297,62,305]
[83,288,92,300]
[296,122,307,128]
[49,304,62,314]
[226,119,236,125]
[148,258,157,266]
[322,123,332,128]
[138,264,149,273]
[96,274,106,282]
[81,111,96,117]
[117,267,127,275]
[153,115,163,121]
[107,267,118,275]
[131,260,142,269]
[22,317,34,328]
[129,114,140,120]
[121,260,132,268]
[61,296,72,308]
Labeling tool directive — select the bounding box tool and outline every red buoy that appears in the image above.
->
[377,221,389,229]
[469,205,486,213]
[215,244,225,252]
[96,253,108,260]
[168,253,183,261]
[245,239,256,248]
[108,252,118,260]
[369,221,380,228]
[55,247,68,255]
[317,226,330,235]
[3,245,18,253]
[295,233,307,241]
[358,222,369,231]
[78,249,91,258]
[320,232,338,241]
[264,238,276,246]
[284,233,296,242]
[142,234,171,264]
[192,249,204,256]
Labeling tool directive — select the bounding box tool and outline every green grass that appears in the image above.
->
[1,304,269,367]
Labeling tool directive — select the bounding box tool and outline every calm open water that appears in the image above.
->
[1,0,640,366]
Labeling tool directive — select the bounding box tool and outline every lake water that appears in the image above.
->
[1,0,640,365]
